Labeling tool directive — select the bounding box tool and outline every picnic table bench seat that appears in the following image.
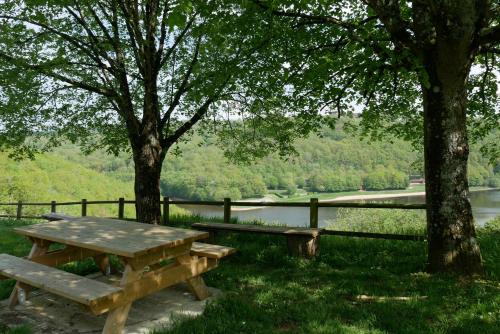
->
[192,222,323,258]
[191,242,236,259]
[0,253,122,307]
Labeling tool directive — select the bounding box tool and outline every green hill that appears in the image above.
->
[45,126,500,201]
[1,124,497,204]
[0,152,137,217]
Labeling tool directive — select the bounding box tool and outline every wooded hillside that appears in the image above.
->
[0,152,136,217]
[47,126,499,201]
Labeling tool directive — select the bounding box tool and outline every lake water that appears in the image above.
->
[179,189,500,228]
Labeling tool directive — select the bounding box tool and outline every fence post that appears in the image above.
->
[163,197,169,225]
[16,201,23,220]
[224,198,231,224]
[51,201,56,213]
[81,199,87,217]
[118,197,125,219]
[310,198,319,228]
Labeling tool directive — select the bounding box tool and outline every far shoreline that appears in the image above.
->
[233,186,498,209]
[175,187,498,212]
[321,186,498,203]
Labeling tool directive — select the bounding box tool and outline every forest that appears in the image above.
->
[0,125,497,206]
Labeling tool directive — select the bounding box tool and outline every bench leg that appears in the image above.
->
[286,235,319,258]
[93,254,111,276]
[207,231,217,244]
[9,242,49,309]
[102,264,143,334]
[186,276,211,300]
[176,254,211,300]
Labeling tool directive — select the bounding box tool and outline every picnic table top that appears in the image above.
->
[14,216,209,258]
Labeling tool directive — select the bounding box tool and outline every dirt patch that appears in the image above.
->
[0,275,220,334]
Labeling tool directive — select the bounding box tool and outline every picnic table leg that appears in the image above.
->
[102,264,143,334]
[176,254,211,300]
[93,254,111,276]
[9,241,49,308]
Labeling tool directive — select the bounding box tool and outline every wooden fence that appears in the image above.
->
[0,197,427,241]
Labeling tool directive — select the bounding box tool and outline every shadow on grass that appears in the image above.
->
[0,217,498,334]
[154,217,500,334]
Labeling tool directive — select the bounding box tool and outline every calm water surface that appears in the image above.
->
[179,189,499,228]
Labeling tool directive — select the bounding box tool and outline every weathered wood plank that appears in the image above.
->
[102,264,143,334]
[9,242,49,308]
[322,230,425,241]
[16,216,209,258]
[192,222,323,237]
[286,235,319,258]
[309,198,319,228]
[191,242,236,259]
[90,257,217,315]
[31,246,102,267]
[0,254,122,306]
[124,243,191,271]
[176,254,211,300]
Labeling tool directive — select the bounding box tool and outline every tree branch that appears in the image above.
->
[0,51,115,97]
[0,15,107,70]
[115,0,145,76]
[159,38,201,130]
[252,0,356,29]
[479,24,500,45]
[64,5,116,67]
[163,73,232,147]
[159,14,197,69]
[164,97,213,146]
[363,0,417,52]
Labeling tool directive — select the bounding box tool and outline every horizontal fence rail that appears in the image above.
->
[0,197,427,241]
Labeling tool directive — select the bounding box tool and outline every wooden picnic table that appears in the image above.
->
[0,216,235,334]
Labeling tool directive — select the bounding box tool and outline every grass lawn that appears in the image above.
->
[0,215,499,334]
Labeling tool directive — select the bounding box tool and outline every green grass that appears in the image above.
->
[0,324,31,334]
[0,215,499,334]
[152,214,500,334]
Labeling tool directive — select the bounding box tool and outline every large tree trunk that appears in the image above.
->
[421,36,483,275]
[132,135,164,225]
[132,59,165,225]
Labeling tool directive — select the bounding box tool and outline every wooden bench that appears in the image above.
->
[192,222,323,258]
[0,253,122,308]
[191,242,236,259]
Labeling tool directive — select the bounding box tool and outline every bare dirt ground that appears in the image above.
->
[0,273,220,334]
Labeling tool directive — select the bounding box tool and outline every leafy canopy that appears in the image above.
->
[0,0,307,161]
[215,0,500,162]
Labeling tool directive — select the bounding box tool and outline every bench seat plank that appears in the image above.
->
[0,254,122,306]
[191,242,236,259]
[192,222,323,237]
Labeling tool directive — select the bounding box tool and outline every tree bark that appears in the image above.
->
[130,49,165,225]
[421,48,483,276]
[132,135,164,225]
